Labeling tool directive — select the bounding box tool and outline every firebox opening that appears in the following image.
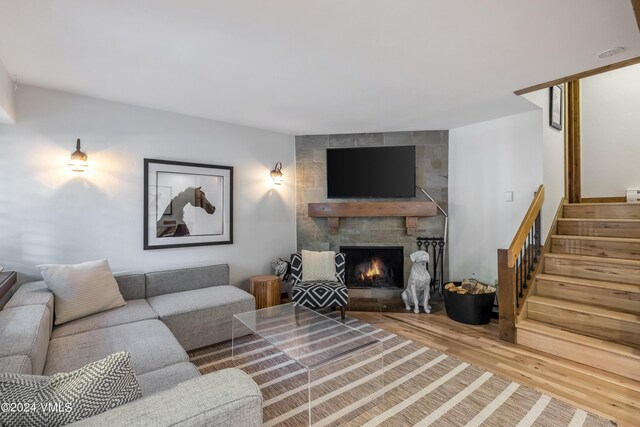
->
[341,246,404,289]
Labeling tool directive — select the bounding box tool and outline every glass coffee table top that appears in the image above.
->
[232,303,385,426]
[232,303,380,368]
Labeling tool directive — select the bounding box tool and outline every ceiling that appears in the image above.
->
[0,1,638,135]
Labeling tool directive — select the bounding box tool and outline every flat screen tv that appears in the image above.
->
[326,146,416,198]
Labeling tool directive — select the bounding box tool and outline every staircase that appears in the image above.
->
[516,202,640,382]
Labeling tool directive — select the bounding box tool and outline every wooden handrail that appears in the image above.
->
[507,185,544,267]
[498,184,544,342]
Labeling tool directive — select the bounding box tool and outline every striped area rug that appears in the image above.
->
[188,314,614,427]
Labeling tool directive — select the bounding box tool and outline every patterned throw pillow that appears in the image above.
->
[334,252,346,284]
[301,250,337,281]
[0,352,141,427]
[290,252,346,285]
[37,259,126,325]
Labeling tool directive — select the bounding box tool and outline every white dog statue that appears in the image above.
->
[401,250,432,314]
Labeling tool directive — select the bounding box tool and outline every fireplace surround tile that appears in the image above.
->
[295,130,448,286]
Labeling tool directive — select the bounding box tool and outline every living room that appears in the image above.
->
[1,2,639,426]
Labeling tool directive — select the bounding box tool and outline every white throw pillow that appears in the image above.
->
[301,250,337,281]
[37,259,126,325]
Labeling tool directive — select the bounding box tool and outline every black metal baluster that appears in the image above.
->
[519,248,525,298]
[535,212,542,258]
[527,230,533,279]
[524,236,529,283]
[515,252,520,307]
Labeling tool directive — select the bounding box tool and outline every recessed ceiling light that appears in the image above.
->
[597,47,625,59]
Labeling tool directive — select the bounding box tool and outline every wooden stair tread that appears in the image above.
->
[558,218,640,223]
[563,202,640,208]
[544,252,640,266]
[550,234,640,260]
[527,295,640,323]
[551,234,640,244]
[562,203,640,219]
[517,319,640,360]
[535,273,640,294]
[556,218,640,238]
[563,202,639,207]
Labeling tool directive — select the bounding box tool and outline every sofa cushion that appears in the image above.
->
[0,356,32,375]
[136,362,200,396]
[69,368,262,427]
[147,285,254,351]
[114,272,146,300]
[44,319,187,376]
[51,299,158,339]
[4,281,55,334]
[4,281,54,312]
[37,259,126,325]
[291,280,349,308]
[0,352,141,427]
[145,264,229,298]
[0,305,50,375]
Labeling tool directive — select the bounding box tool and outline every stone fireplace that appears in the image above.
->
[341,246,404,289]
[295,130,449,298]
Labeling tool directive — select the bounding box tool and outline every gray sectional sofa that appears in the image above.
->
[0,264,262,426]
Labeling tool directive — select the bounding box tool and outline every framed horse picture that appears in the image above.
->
[144,159,233,249]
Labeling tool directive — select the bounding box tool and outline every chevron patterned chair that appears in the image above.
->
[288,252,348,320]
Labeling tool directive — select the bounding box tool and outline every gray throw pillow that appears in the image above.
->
[0,352,141,427]
[37,259,126,325]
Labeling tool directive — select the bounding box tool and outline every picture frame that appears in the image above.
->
[549,85,563,130]
[144,159,233,249]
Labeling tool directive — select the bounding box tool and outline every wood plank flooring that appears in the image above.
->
[349,303,640,427]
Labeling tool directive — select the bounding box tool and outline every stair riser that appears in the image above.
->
[527,301,640,348]
[516,328,640,382]
[536,279,640,315]
[557,220,640,238]
[564,204,640,219]
[551,238,640,260]
[544,257,640,285]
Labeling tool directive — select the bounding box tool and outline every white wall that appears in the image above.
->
[522,87,565,241]
[582,64,640,197]
[449,110,543,284]
[0,86,296,287]
[0,59,14,123]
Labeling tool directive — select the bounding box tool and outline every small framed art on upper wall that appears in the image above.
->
[549,85,563,131]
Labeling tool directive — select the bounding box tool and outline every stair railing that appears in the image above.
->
[497,185,544,343]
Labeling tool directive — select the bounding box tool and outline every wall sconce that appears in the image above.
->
[68,138,88,172]
[270,162,283,185]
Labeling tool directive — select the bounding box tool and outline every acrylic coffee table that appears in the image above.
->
[232,303,384,425]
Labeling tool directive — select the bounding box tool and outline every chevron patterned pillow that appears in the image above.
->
[0,352,141,427]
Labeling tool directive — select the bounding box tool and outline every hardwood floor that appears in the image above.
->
[350,303,640,427]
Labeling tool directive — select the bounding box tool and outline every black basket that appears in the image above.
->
[443,282,495,325]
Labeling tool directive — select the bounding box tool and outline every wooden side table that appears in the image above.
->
[249,275,281,309]
[0,271,18,306]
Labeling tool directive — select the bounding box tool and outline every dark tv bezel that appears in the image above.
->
[326,145,416,199]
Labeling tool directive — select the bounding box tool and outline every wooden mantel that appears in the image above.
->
[308,201,437,235]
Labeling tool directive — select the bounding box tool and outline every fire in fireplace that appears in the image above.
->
[341,246,404,289]
[359,258,384,283]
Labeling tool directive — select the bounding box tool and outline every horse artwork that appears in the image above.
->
[144,159,233,249]
[156,187,216,238]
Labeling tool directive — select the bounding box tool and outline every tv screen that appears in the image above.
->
[326,146,416,198]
